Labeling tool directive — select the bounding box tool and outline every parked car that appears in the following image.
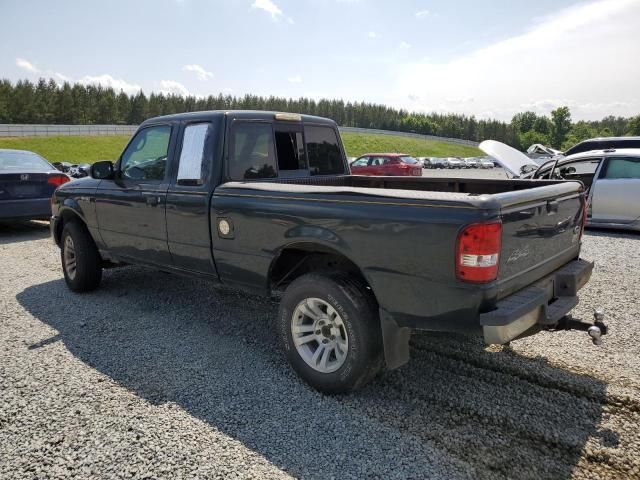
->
[350,153,422,176]
[0,149,70,221]
[416,157,430,168]
[463,157,479,168]
[479,158,495,169]
[446,157,464,168]
[481,140,640,231]
[429,157,450,169]
[51,111,606,393]
[564,136,640,156]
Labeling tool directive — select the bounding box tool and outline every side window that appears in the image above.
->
[177,123,212,185]
[603,157,640,179]
[228,122,277,180]
[369,156,384,166]
[120,125,171,181]
[352,157,368,167]
[304,126,345,176]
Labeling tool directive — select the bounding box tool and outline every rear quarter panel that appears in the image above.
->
[210,184,495,327]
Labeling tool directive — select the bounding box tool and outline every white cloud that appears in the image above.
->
[395,0,640,120]
[399,41,411,49]
[287,75,302,83]
[367,31,377,38]
[54,72,71,82]
[79,74,142,95]
[159,80,190,96]
[16,58,39,73]
[415,10,429,18]
[183,64,214,80]
[252,0,283,19]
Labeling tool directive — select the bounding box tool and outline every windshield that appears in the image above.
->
[0,151,52,172]
[399,156,418,165]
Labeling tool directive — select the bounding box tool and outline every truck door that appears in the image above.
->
[165,121,219,275]
[591,155,640,224]
[94,124,173,265]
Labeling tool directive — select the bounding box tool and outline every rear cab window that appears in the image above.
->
[228,122,277,180]
[227,119,346,181]
[304,125,345,176]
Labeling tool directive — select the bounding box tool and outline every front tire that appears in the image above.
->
[278,273,383,394]
[61,221,102,292]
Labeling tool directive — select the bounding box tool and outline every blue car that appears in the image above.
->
[0,149,70,221]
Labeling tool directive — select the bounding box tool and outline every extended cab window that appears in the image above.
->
[177,123,212,185]
[304,126,345,175]
[120,125,171,181]
[229,122,277,180]
[603,157,640,179]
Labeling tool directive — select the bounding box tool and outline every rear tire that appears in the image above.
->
[61,221,102,292]
[278,273,383,394]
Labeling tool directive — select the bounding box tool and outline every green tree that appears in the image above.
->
[550,106,572,148]
[561,121,597,150]
[510,111,538,134]
[627,115,640,135]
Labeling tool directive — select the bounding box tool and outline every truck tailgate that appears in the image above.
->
[492,182,585,298]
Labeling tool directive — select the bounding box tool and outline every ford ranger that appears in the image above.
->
[50,111,606,393]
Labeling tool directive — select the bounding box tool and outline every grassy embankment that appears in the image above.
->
[0,131,482,163]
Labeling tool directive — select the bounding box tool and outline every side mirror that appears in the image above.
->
[90,160,114,179]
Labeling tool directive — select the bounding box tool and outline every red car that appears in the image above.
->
[349,153,423,176]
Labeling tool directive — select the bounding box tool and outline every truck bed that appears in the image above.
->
[214,176,586,322]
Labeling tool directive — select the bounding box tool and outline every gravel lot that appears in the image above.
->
[1,220,639,479]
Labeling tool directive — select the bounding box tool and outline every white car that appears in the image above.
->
[481,140,640,231]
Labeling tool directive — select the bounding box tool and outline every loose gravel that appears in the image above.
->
[1,221,639,479]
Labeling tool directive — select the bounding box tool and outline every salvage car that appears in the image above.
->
[0,149,70,221]
[350,153,422,176]
[51,111,606,393]
[481,140,640,231]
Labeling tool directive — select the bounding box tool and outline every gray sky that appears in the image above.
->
[2,0,639,121]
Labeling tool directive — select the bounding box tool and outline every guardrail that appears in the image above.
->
[0,123,479,147]
[338,127,479,146]
[0,124,138,137]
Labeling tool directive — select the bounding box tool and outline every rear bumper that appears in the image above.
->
[0,198,51,221]
[480,258,593,344]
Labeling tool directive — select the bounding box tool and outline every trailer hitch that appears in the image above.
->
[550,308,608,345]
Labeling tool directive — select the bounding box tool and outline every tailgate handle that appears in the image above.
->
[546,200,559,214]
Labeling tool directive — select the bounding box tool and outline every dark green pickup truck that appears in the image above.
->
[50,111,605,393]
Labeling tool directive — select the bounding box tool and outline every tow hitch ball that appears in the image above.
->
[555,308,607,345]
[588,308,606,346]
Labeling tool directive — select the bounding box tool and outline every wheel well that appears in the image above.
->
[54,210,84,246]
[269,247,370,294]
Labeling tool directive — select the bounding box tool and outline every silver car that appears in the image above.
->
[463,157,479,168]
[480,140,640,231]
[446,157,464,168]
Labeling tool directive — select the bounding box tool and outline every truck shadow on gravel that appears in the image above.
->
[17,267,615,479]
[0,221,50,245]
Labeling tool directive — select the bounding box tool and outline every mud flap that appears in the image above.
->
[379,308,411,370]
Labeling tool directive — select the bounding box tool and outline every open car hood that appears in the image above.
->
[479,140,539,177]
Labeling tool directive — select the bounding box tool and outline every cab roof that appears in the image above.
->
[357,153,410,157]
[142,110,337,127]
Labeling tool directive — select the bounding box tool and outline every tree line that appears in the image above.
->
[1,78,639,151]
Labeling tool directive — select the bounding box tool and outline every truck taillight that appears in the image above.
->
[456,222,502,283]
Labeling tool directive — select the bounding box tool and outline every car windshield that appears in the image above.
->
[399,156,418,164]
[0,151,52,172]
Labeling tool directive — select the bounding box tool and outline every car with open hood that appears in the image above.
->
[480,140,640,231]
